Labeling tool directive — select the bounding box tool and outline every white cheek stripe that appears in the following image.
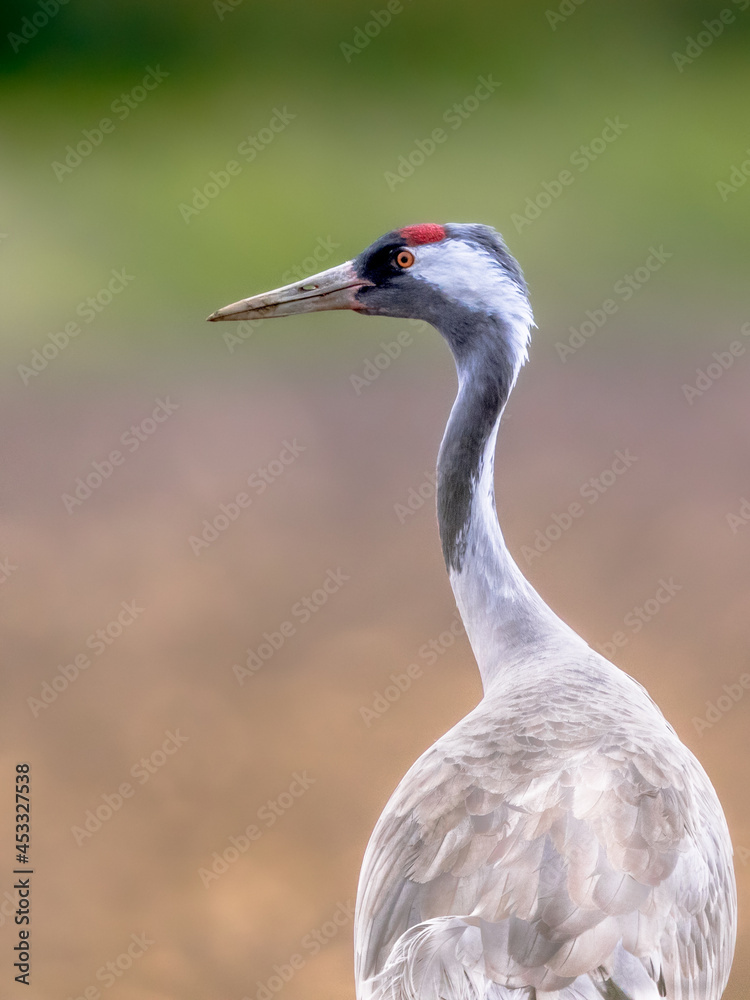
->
[409,241,533,366]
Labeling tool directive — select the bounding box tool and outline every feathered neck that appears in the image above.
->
[436,314,587,692]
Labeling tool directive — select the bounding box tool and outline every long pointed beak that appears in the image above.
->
[207,260,371,322]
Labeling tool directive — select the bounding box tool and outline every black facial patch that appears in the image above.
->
[353,231,408,287]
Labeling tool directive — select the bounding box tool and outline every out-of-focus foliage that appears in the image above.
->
[0,0,748,367]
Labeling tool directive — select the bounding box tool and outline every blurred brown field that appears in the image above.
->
[2,340,749,999]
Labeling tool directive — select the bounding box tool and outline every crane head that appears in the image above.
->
[208,223,534,371]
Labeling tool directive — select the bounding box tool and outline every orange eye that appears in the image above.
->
[395,250,415,269]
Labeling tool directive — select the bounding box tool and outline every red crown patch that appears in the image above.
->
[398,224,446,246]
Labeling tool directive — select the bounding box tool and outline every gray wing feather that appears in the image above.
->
[355,668,736,1000]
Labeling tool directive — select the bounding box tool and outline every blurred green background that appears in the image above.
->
[2,2,750,999]
[1,0,749,366]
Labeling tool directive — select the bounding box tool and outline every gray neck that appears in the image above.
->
[437,329,586,692]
